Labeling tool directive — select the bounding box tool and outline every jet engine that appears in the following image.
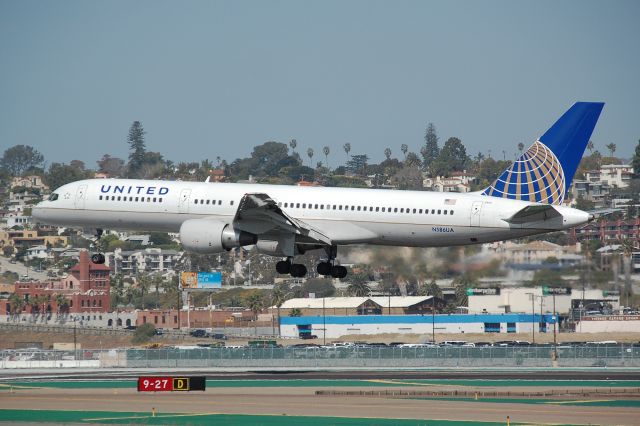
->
[179,219,256,253]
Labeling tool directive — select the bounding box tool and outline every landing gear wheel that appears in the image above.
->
[276,260,291,274]
[316,261,332,276]
[91,253,105,264]
[290,264,307,278]
[330,265,347,279]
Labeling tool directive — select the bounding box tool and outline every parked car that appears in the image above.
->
[211,333,228,340]
[190,329,207,338]
[299,334,318,340]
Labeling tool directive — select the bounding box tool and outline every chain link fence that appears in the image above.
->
[3,344,640,369]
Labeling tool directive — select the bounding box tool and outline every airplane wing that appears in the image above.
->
[232,193,332,245]
[504,204,561,224]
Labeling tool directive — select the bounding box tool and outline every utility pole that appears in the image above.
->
[527,293,535,344]
[553,293,558,360]
[432,296,436,344]
[322,297,326,346]
[73,315,77,359]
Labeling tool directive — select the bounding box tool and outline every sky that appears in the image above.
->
[1,0,639,168]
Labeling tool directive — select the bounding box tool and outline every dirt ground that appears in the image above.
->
[2,385,639,425]
[1,329,639,350]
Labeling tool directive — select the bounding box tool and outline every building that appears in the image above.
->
[466,286,620,316]
[488,241,583,268]
[423,171,474,193]
[1,250,111,317]
[106,247,182,275]
[571,218,640,246]
[10,175,49,192]
[576,314,640,333]
[280,313,555,339]
[0,229,68,249]
[278,297,383,317]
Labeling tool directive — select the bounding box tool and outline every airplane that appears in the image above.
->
[33,102,604,279]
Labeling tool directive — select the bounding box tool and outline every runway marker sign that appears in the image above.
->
[137,376,206,392]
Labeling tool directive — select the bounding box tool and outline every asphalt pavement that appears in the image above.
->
[0,257,49,281]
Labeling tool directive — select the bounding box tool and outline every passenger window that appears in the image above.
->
[153,197,157,202]
[419,209,423,214]
[206,200,210,205]
[117,196,121,201]
[375,207,379,212]
[194,199,198,204]
[315,204,318,209]
[218,200,222,205]
[278,202,282,207]
[437,209,441,214]
[130,196,134,201]
[333,205,336,210]
[339,205,343,210]
[231,201,234,205]
[444,210,447,215]
[302,203,306,208]
[406,209,410,214]
[296,203,300,208]
[99,195,103,200]
[159,198,163,202]
[320,205,324,209]
[357,206,361,211]
[351,206,355,211]
[147,197,151,202]
[369,207,373,211]
[431,209,435,214]
[394,208,398,213]
[382,207,385,212]
[413,208,416,213]
[400,208,404,213]
[135,197,139,201]
[450,210,454,215]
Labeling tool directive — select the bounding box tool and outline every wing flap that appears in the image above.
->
[234,193,332,245]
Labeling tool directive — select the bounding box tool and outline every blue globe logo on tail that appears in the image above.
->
[481,140,566,205]
[481,102,605,206]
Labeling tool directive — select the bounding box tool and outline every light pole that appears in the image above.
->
[431,295,436,344]
[526,293,535,344]
[72,315,77,359]
[552,292,558,359]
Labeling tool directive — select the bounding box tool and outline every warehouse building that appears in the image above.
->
[280,313,554,339]
[277,296,441,317]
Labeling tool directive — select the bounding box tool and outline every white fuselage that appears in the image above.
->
[33,179,589,249]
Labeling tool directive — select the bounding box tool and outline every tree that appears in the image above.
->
[633,139,640,177]
[517,142,525,154]
[246,292,265,317]
[347,274,371,297]
[404,152,422,168]
[45,162,87,190]
[289,308,302,317]
[2,245,14,258]
[8,293,25,319]
[605,143,616,157]
[620,239,634,308]
[322,146,330,169]
[421,123,439,171]
[0,145,44,176]
[587,140,594,154]
[384,148,392,160]
[343,143,351,159]
[391,166,423,190]
[132,323,156,344]
[419,279,442,298]
[289,139,297,153]
[400,144,408,159]
[55,293,69,318]
[431,137,469,177]
[306,148,314,167]
[271,285,286,335]
[127,121,147,178]
[97,154,125,177]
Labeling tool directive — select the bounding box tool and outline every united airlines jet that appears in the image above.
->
[33,102,604,278]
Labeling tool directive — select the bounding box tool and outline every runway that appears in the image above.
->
[2,371,640,425]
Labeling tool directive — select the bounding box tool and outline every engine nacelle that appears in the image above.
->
[180,219,256,254]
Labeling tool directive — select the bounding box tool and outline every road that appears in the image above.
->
[0,256,49,281]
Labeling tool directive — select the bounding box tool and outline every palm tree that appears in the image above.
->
[606,143,617,157]
[246,293,265,335]
[502,150,506,161]
[620,239,634,308]
[347,280,371,297]
[136,274,151,309]
[54,293,69,319]
[517,142,525,154]
[271,286,286,336]
[343,143,351,159]
[8,293,25,321]
[289,139,297,153]
[401,144,408,159]
[384,148,392,160]
[322,146,330,169]
[306,148,314,167]
[587,140,594,155]
[32,294,48,322]
[152,273,164,309]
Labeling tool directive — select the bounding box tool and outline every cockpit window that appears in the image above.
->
[48,193,59,201]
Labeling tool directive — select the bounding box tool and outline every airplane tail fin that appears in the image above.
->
[481,102,604,205]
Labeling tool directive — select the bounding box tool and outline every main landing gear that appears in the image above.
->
[275,246,347,279]
[91,228,106,264]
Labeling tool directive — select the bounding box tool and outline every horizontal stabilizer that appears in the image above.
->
[505,204,561,224]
